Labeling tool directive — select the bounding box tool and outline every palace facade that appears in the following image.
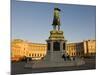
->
[11,39,96,61]
[66,40,96,57]
[11,39,47,61]
[66,42,84,57]
[83,40,96,57]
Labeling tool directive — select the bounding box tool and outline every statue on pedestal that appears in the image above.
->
[52,8,61,31]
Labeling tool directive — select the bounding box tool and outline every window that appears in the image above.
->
[74,53,76,56]
[32,54,34,57]
[38,54,39,57]
[35,54,36,57]
[29,54,31,57]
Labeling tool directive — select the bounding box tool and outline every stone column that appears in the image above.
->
[64,41,67,55]
[49,41,54,61]
[60,41,64,54]
[50,41,53,52]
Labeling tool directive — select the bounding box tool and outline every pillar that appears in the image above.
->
[50,41,53,52]
[60,41,63,53]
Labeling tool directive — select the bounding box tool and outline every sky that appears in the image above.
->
[11,0,96,43]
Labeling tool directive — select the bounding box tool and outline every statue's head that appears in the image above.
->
[54,8,61,11]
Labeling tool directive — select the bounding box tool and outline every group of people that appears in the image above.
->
[62,54,76,61]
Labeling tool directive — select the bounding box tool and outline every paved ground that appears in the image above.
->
[25,58,85,68]
[11,58,96,75]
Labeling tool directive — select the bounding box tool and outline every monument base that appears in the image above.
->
[24,58,85,69]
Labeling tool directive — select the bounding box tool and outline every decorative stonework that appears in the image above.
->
[49,30,64,40]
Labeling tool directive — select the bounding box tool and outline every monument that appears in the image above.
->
[45,8,67,62]
[25,8,85,69]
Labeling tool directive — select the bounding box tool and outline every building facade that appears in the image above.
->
[66,40,96,57]
[66,42,84,57]
[11,39,30,61]
[83,40,96,57]
[27,43,47,60]
[11,39,47,61]
[11,39,96,61]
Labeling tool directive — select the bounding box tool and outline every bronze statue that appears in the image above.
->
[52,8,61,31]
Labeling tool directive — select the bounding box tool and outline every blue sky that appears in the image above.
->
[11,0,96,43]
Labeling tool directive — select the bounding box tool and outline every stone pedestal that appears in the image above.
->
[25,30,85,69]
[24,30,85,69]
[45,30,67,62]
